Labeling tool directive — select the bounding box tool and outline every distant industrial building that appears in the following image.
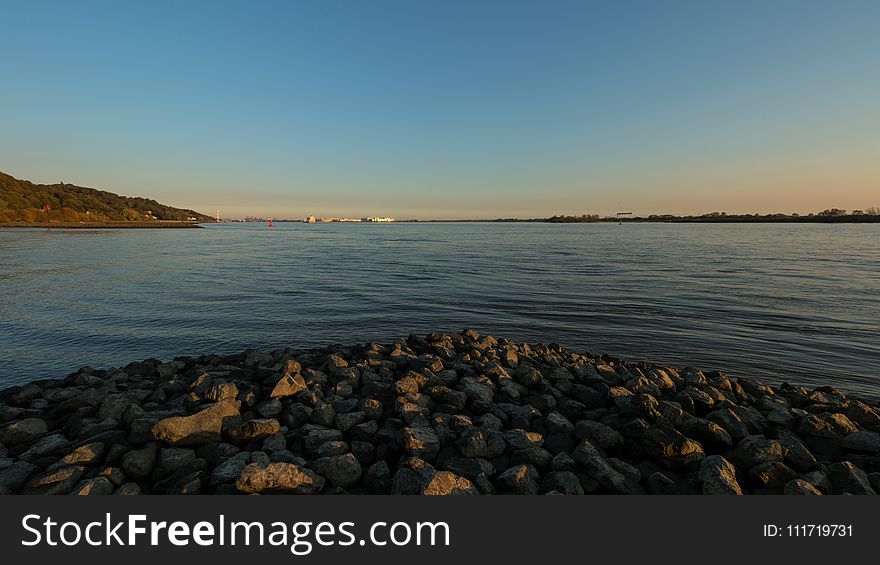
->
[363,217,395,222]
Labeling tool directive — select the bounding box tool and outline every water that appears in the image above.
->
[1,222,878,397]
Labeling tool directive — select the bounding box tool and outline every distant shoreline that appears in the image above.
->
[0,221,204,229]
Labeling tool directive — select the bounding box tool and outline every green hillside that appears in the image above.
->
[0,170,212,223]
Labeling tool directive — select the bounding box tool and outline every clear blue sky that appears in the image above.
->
[2,0,878,218]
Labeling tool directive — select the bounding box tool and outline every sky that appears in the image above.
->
[1,0,878,219]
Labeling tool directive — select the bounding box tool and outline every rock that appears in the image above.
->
[541,471,584,495]
[646,471,677,494]
[270,373,307,399]
[641,424,705,468]
[842,431,880,454]
[53,442,106,469]
[0,418,48,445]
[303,429,344,454]
[98,393,134,421]
[504,429,543,449]
[310,402,336,426]
[798,413,860,455]
[423,471,479,495]
[748,461,797,491]
[314,440,350,458]
[497,464,540,495]
[122,443,158,479]
[225,419,281,444]
[784,479,822,495]
[197,442,240,465]
[115,483,142,495]
[155,447,198,477]
[19,434,70,462]
[236,462,325,494]
[23,465,85,495]
[71,477,115,495]
[699,455,743,495]
[572,441,645,494]
[706,408,749,441]
[729,436,785,469]
[335,411,366,432]
[205,383,239,402]
[151,400,240,446]
[364,461,392,494]
[401,427,440,460]
[0,461,39,493]
[211,452,251,484]
[680,418,732,451]
[456,427,490,458]
[771,428,817,472]
[574,420,623,450]
[311,453,362,489]
[256,399,282,418]
[825,461,876,495]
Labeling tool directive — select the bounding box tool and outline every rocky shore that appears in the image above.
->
[2,330,878,495]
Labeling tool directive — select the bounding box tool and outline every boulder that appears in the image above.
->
[784,479,822,495]
[842,431,880,454]
[151,400,240,446]
[236,462,325,494]
[0,418,48,445]
[122,443,158,479]
[311,453,362,489]
[225,419,281,444]
[497,464,540,495]
[270,373,307,399]
[641,424,705,468]
[825,461,876,495]
[699,455,743,495]
[423,471,479,495]
[400,427,440,460]
[23,465,85,495]
[748,461,797,491]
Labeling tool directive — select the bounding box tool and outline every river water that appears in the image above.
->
[1,222,878,396]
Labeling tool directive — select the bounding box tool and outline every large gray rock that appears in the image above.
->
[497,464,540,495]
[122,443,158,479]
[572,441,645,494]
[311,453,362,489]
[641,424,705,468]
[23,465,85,495]
[225,419,280,444]
[211,452,252,485]
[541,471,584,495]
[0,418,48,445]
[699,455,743,495]
[236,462,325,494]
[842,431,880,454]
[400,426,440,459]
[748,461,797,491]
[825,461,876,495]
[784,479,822,495]
[151,400,240,446]
[574,420,623,450]
[0,460,39,494]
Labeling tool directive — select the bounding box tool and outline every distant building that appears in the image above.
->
[363,216,395,222]
[304,215,316,223]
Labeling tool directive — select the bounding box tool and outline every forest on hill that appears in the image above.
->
[0,171,212,223]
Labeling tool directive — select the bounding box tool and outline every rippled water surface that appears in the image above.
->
[1,222,878,396]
